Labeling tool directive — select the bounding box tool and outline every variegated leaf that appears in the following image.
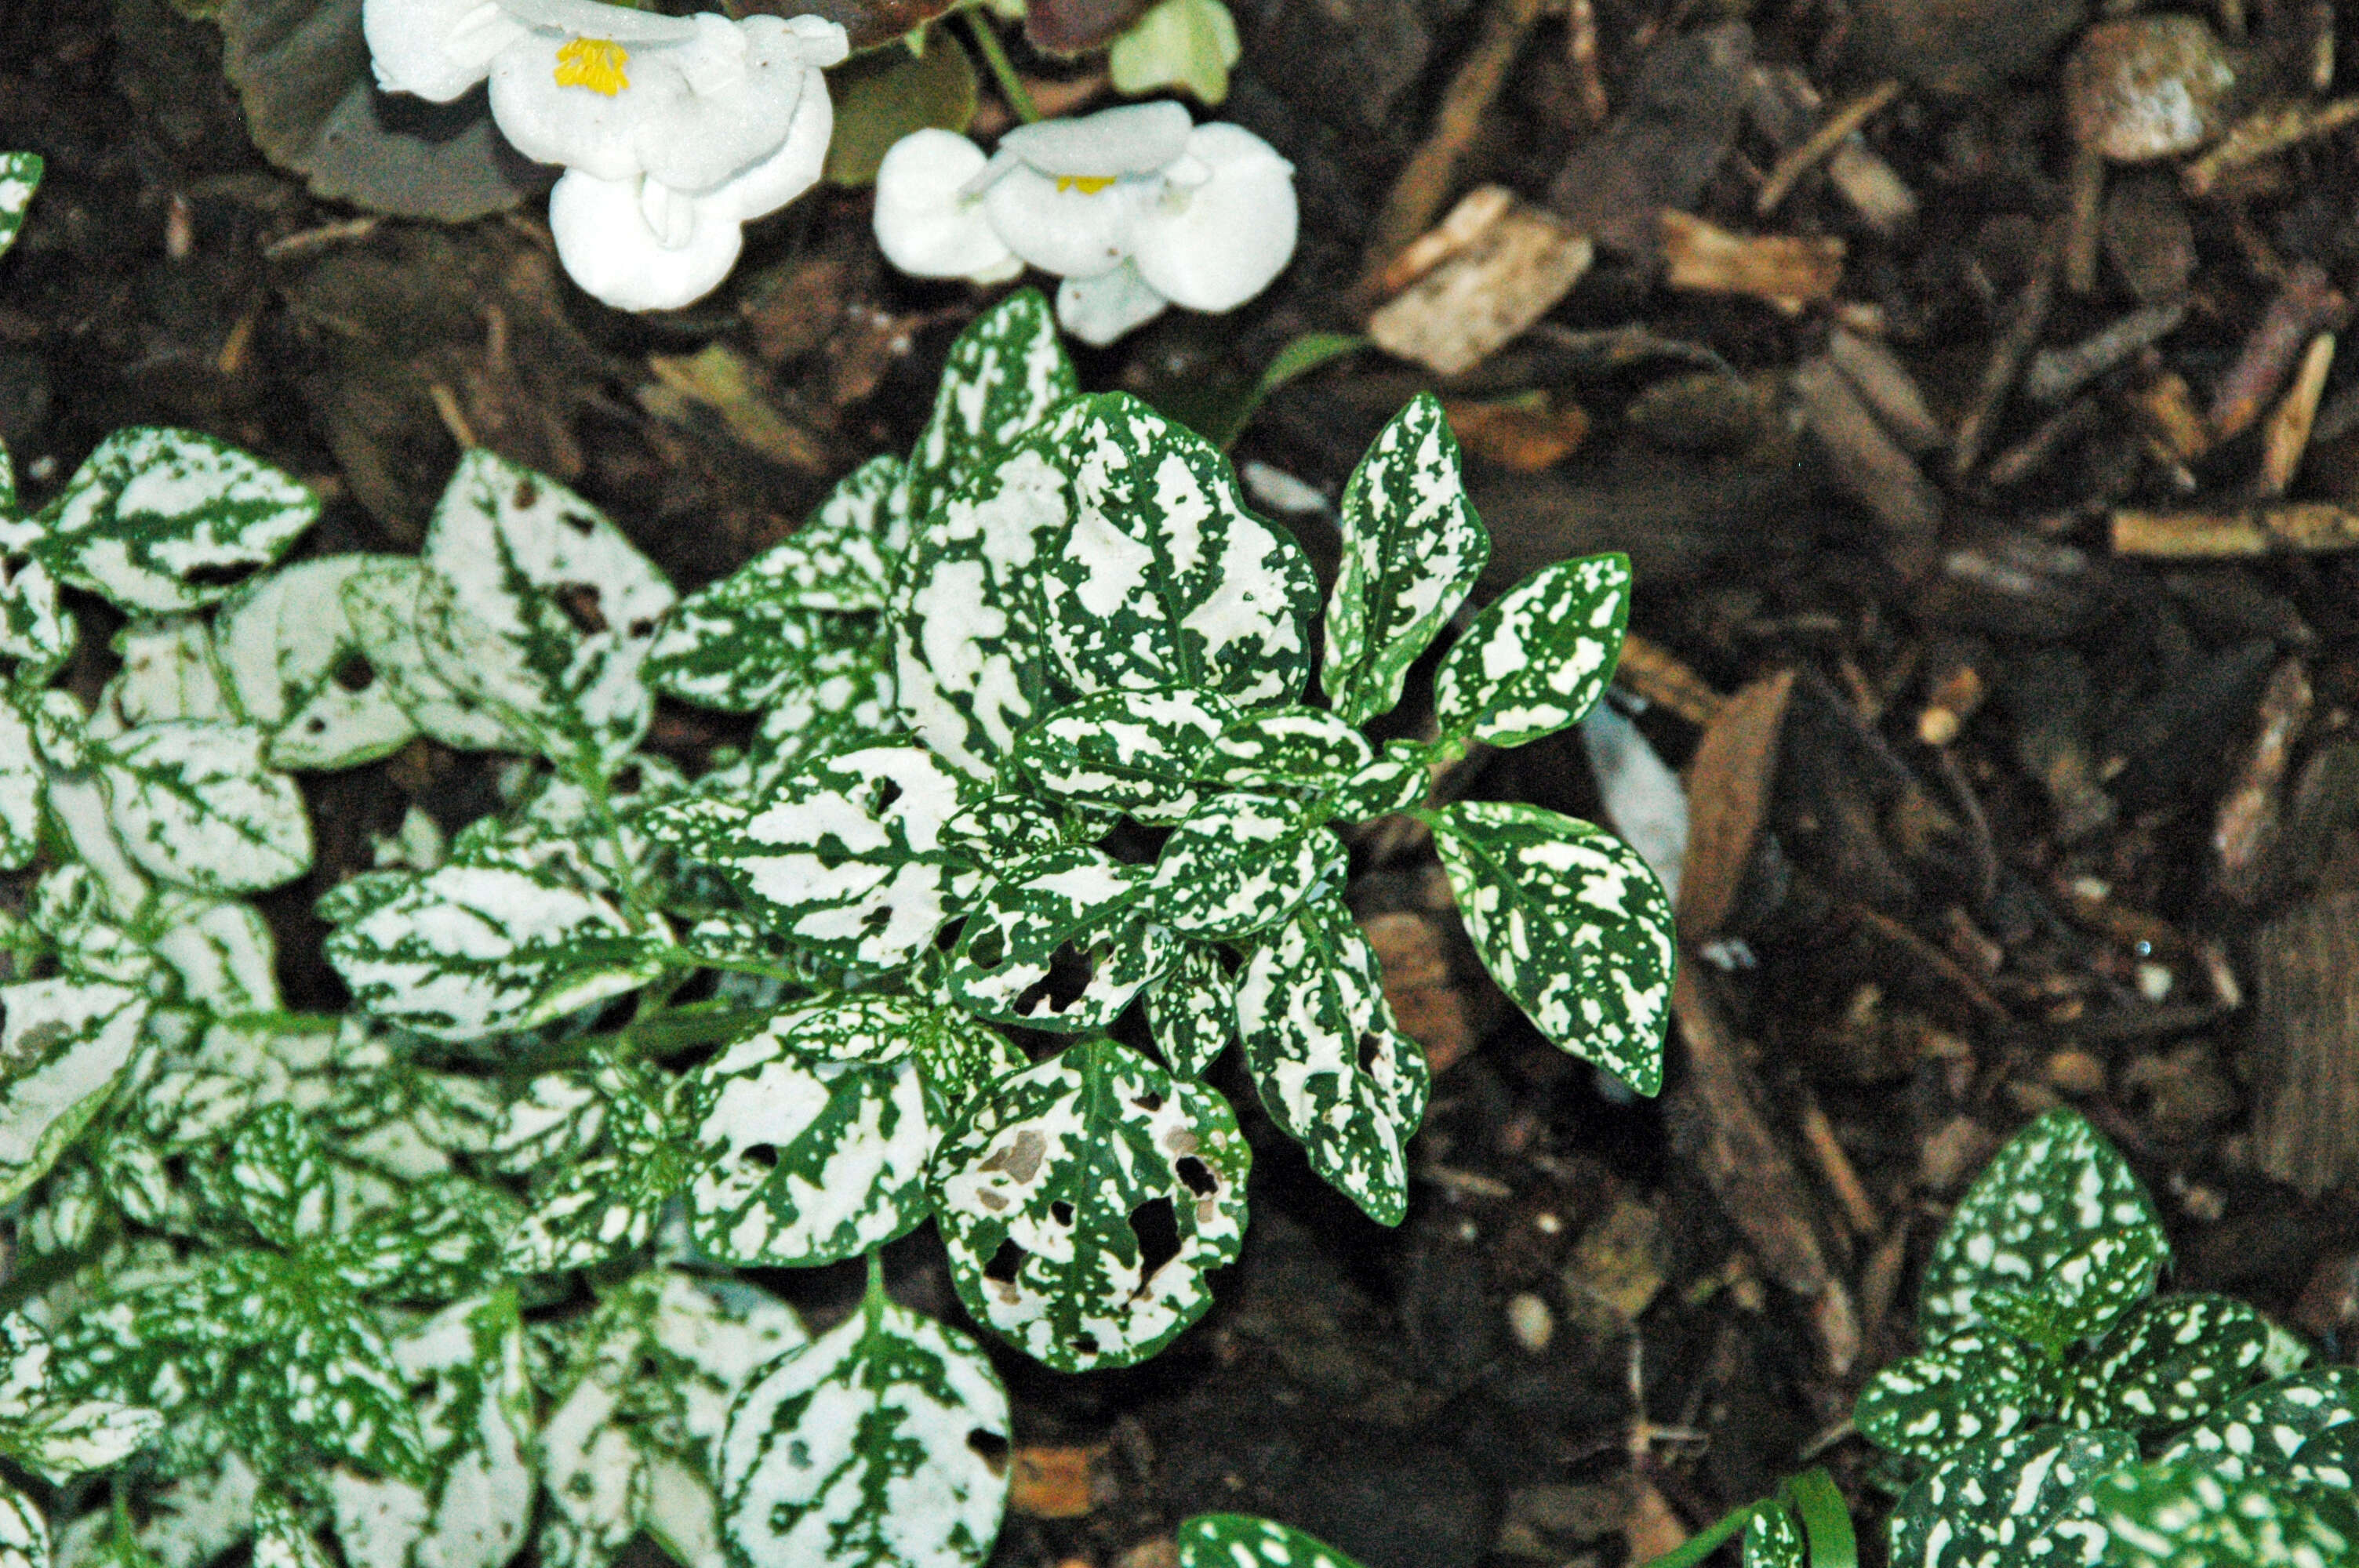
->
[947,846,1175,1033]
[1431,554,1630,750]
[339,560,525,753]
[1743,1504,1805,1568]
[1211,706,1372,794]
[0,975,150,1204]
[214,555,420,770]
[2,1398,166,1481]
[251,1496,332,1568]
[151,891,283,1017]
[1147,943,1238,1080]
[0,689,38,870]
[2289,1420,2354,1492]
[94,721,312,894]
[649,597,881,712]
[1150,793,1341,940]
[96,618,232,731]
[1323,741,1430,821]
[1888,1426,2135,1568]
[221,1105,330,1249]
[503,1145,688,1272]
[1176,1516,1367,1568]
[0,151,41,260]
[322,862,669,1044]
[700,637,903,798]
[413,450,675,771]
[1234,891,1428,1225]
[901,288,1076,544]
[1856,1332,2067,1464]
[1011,687,1238,824]
[650,746,979,970]
[320,1177,517,1301]
[32,428,318,614]
[940,792,1106,864]
[935,1036,1249,1371]
[0,547,72,684]
[2086,1456,2359,1568]
[2157,1367,2359,1483]
[717,1290,1009,1568]
[1918,1108,2168,1346]
[1430,800,1673,1095]
[1974,1228,2170,1358]
[1321,394,1490,726]
[2063,1295,2272,1434]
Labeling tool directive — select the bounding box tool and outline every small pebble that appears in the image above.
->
[2045,1049,2107,1096]
[1506,1291,1554,1353]
[2065,16,2241,161]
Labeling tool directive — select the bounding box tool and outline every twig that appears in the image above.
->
[1754,78,1901,216]
[1953,218,2063,479]
[2258,332,2335,497]
[1797,1098,1882,1237]
[1566,0,1609,127]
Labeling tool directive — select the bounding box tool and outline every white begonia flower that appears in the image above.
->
[362,0,848,312]
[873,100,1299,345]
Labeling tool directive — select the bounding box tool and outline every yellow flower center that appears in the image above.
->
[1055,175,1118,195]
[554,37,631,96]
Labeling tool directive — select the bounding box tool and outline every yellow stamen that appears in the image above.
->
[554,37,631,96]
[1055,175,1118,195]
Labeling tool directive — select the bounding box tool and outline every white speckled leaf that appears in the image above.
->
[4,1397,166,1482]
[322,862,669,1044]
[648,746,980,971]
[1742,1504,1805,1568]
[2087,1456,2359,1568]
[717,1290,1009,1568]
[1321,395,1490,726]
[0,689,39,870]
[1149,793,1342,940]
[1146,943,1238,1080]
[1974,1228,2170,1359]
[947,846,1175,1033]
[339,561,524,753]
[1011,687,1238,825]
[1919,1108,2168,1346]
[0,975,150,1204]
[1234,891,1429,1226]
[31,428,318,614]
[1430,800,1674,1096]
[96,618,232,732]
[903,289,1077,546]
[0,151,41,260]
[1889,1426,2135,1568]
[0,548,73,685]
[2158,1367,2359,1483]
[1431,554,1629,750]
[940,793,1108,865]
[222,1104,331,1248]
[667,457,903,646]
[2289,1421,2354,1493]
[215,555,420,770]
[1176,1516,1367,1568]
[253,1497,333,1568]
[413,450,675,771]
[1210,706,1372,795]
[694,636,903,801]
[1856,1332,2068,1464]
[94,720,312,894]
[1325,741,1432,821]
[647,597,881,713]
[935,1036,1249,1372]
[151,891,282,1017]
[2063,1295,2272,1434]
[0,1475,50,1568]
[504,1145,688,1272]
[269,1260,434,1482]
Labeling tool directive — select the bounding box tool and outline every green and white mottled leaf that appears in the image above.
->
[1856,1332,2068,1464]
[1146,943,1238,1080]
[1919,1108,2168,1345]
[503,1144,688,1273]
[651,746,979,970]
[1321,395,1489,726]
[322,862,668,1044]
[4,1398,166,1481]
[2088,1457,2359,1568]
[318,1176,514,1302]
[1210,706,1372,794]
[0,549,73,684]
[902,289,1076,545]
[1431,554,1629,750]
[649,598,881,713]
[0,690,39,870]
[2063,1295,2272,1434]
[947,847,1175,1033]
[1430,800,1673,1096]
[940,792,1106,864]
[413,450,675,771]
[1889,1426,2136,1568]
[1743,1504,1805,1568]
[935,1036,1249,1371]
[32,428,318,615]
[96,618,232,731]
[700,636,903,799]
[269,1266,433,1482]
[2289,1420,2354,1492]
[1011,687,1238,825]
[1176,1516,1366,1568]
[151,891,282,1017]
[2157,1367,2359,1483]
[222,1105,331,1248]
[94,721,312,894]
[251,1497,333,1568]
[717,1290,1009,1568]
[0,151,41,260]
[215,555,420,770]
[0,1475,46,1568]
[1234,891,1428,1225]
[1976,1227,2171,1359]
[1150,792,1341,940]
[339,561,523,753]
[0,975,150,1204]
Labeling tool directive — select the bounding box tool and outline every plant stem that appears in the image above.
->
[963,9,1041,125]
[1630,1501,1770,1568]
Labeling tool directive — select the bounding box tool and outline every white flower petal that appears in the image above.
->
[1056,262,1169,346]
[488,32,650,179]
[1128,121,1296,311]
[775,13,852,67]
[711,64,832,221]
[873,130,1018,281]
[1000,100,1193,179]
[982,164,1132,278]
[627,22,809,195]
[362,0,524,101]
[500,0,698,43]
[549,170,743,311]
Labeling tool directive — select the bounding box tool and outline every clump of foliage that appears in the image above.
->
[0,279,1674,1568]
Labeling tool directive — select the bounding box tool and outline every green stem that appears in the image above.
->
[1631,1500,1772,1568]
[505,1000,772,1076]
[655,946,807,986]
[963,9,1041,125]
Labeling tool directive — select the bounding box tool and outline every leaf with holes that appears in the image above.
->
[1011,687,1238,825]
[0,975,150,1204]
[413,449,676,771]
[1176,1516,1367,1568]
[1322,395,1490,727]
[717,1290,1009,1568]
[1890,1426,2136,1568]
[934,1036,1249,1372]
[0,689,38,871]
[31,428,318,615]
[649,746,980,971]
[1743,1504,1805,1568]
[0,545,72,685]
[339,560,525,754]
[947,847,1175,1033]
[221,1105,331,1249]
[1918,1109,2169,1346]
[1856,1332,2067,1464]
[0,151,39,260]
[93,721,312,895]
[1150,793,1342,940]
[214,555,419,771]
[2063,1295,2273,1434]
[322,862,670,1044]
[2087,1457,2359,1568]
[1028,394,1316,707]
[1432,554,1629,750]
[2157,1367,2359,1484]
[685,996,1019,1267]
[1147,943,1238,1080]
[1430,800,1673,1096]
[1210,706,1372,795]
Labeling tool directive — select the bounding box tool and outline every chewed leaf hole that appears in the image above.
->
[983,1237,1027,1285]
[330,653,376,692]
[611,765,642,795]
[860,904,894,935]
[1357,1032,1382,1073]
[966,1428,1010,1475]
[1133,1091,1165,1112]
[1129,1196,1181,1286]
[872,777,903,813]
[743,1143,778,1170]
[183,561,263,590]
[1175,1156,1217,1196]
[1051,1200,1075,1225]
[1016,942,1096,1017]
[512,477,540,509]
[555,583,609,635]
